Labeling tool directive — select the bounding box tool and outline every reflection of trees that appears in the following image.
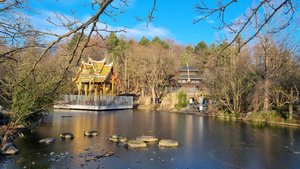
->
[184,115,193,148]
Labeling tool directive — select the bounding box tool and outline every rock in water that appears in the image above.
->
[136,135,158,142]
[84,131,99,137]
[1,143,19,155]
[60,133,74,140]
[94,151,115,159]
[39,138,56,144]
[158,139,179,147]
[109,135,127,143]
[62,115,72,118]
[127,140,147,148]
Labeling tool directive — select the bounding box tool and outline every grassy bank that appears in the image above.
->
[158,107,300,127]
[205,110,300,127]
[136,94,300,128]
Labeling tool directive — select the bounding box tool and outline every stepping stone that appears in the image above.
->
[84,131,99,136]
[60,133,74,140]
[158,139,179,147]
[109,135,127,143]
[136,135,158,142]
[127,140,147,148]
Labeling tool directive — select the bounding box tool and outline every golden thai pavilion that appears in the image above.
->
[72,57,117,101]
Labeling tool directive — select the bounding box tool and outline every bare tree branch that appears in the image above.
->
[136,0,157,27]
[194,0,296,51]
[18,0,114,85]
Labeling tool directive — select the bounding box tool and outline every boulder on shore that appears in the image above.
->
[39,138,56,144]
[1,142,19,155]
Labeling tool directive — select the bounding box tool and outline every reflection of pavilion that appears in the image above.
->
[55,57,133,110]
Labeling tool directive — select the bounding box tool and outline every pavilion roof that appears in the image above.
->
[72,57,114,83]
[176,75,202,80]
[178,65,199,72]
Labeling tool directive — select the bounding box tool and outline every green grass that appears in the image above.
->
[245,111,286,124]
[218,111,241,119]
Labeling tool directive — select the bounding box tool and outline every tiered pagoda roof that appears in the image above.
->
[178,65,199,72]
[73,57,115,83]
[175,65,202,81]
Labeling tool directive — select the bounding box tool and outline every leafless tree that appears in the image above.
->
[0,0,159,146]
[125,42,175,105]
[204,41,252,114]
[194,0,296,50]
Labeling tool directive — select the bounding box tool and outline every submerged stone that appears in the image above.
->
[39,138,56,144]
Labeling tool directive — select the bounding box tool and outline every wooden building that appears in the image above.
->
[72,57,117,102]
[175,65,202,93]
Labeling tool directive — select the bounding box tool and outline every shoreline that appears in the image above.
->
[139,106,300,128]
[2,108,300,129]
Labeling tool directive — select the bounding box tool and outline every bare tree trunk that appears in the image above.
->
[289,103,293,120]
[263,79,270,111]
[124,57,127,93]
[151,85,156,105]
[127,73,130,92]
[141,87,145,97]
[263,35,270,112]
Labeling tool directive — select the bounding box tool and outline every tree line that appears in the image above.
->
[105,32,300,120]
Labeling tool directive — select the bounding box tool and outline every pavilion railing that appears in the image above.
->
[59,95,133,107]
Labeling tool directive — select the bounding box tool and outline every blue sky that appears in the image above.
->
[28,0,300,46]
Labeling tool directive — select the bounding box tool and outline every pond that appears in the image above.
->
[1,109,300,169]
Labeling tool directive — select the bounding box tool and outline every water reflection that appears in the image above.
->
[1,110,300,169]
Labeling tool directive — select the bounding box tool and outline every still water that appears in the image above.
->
[1,110,300,169]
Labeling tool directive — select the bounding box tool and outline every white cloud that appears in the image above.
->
[194,15,215,24]
[29,10,73,38]
[121,23,172,39]
[194,15,206,20]
[126,0,137,9]
[29,10,173,42]
[85,22,172,40]
[206,20,215,24]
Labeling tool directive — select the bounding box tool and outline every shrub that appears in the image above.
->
[176,90,187,109]
[245,111,285,123]
[221,111,240,118]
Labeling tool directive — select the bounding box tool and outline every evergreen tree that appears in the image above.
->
[106,32,119,52]
[194,40,207,53]
[67,32,86,50]
[139,36,150,46]
[151,36,169,49]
